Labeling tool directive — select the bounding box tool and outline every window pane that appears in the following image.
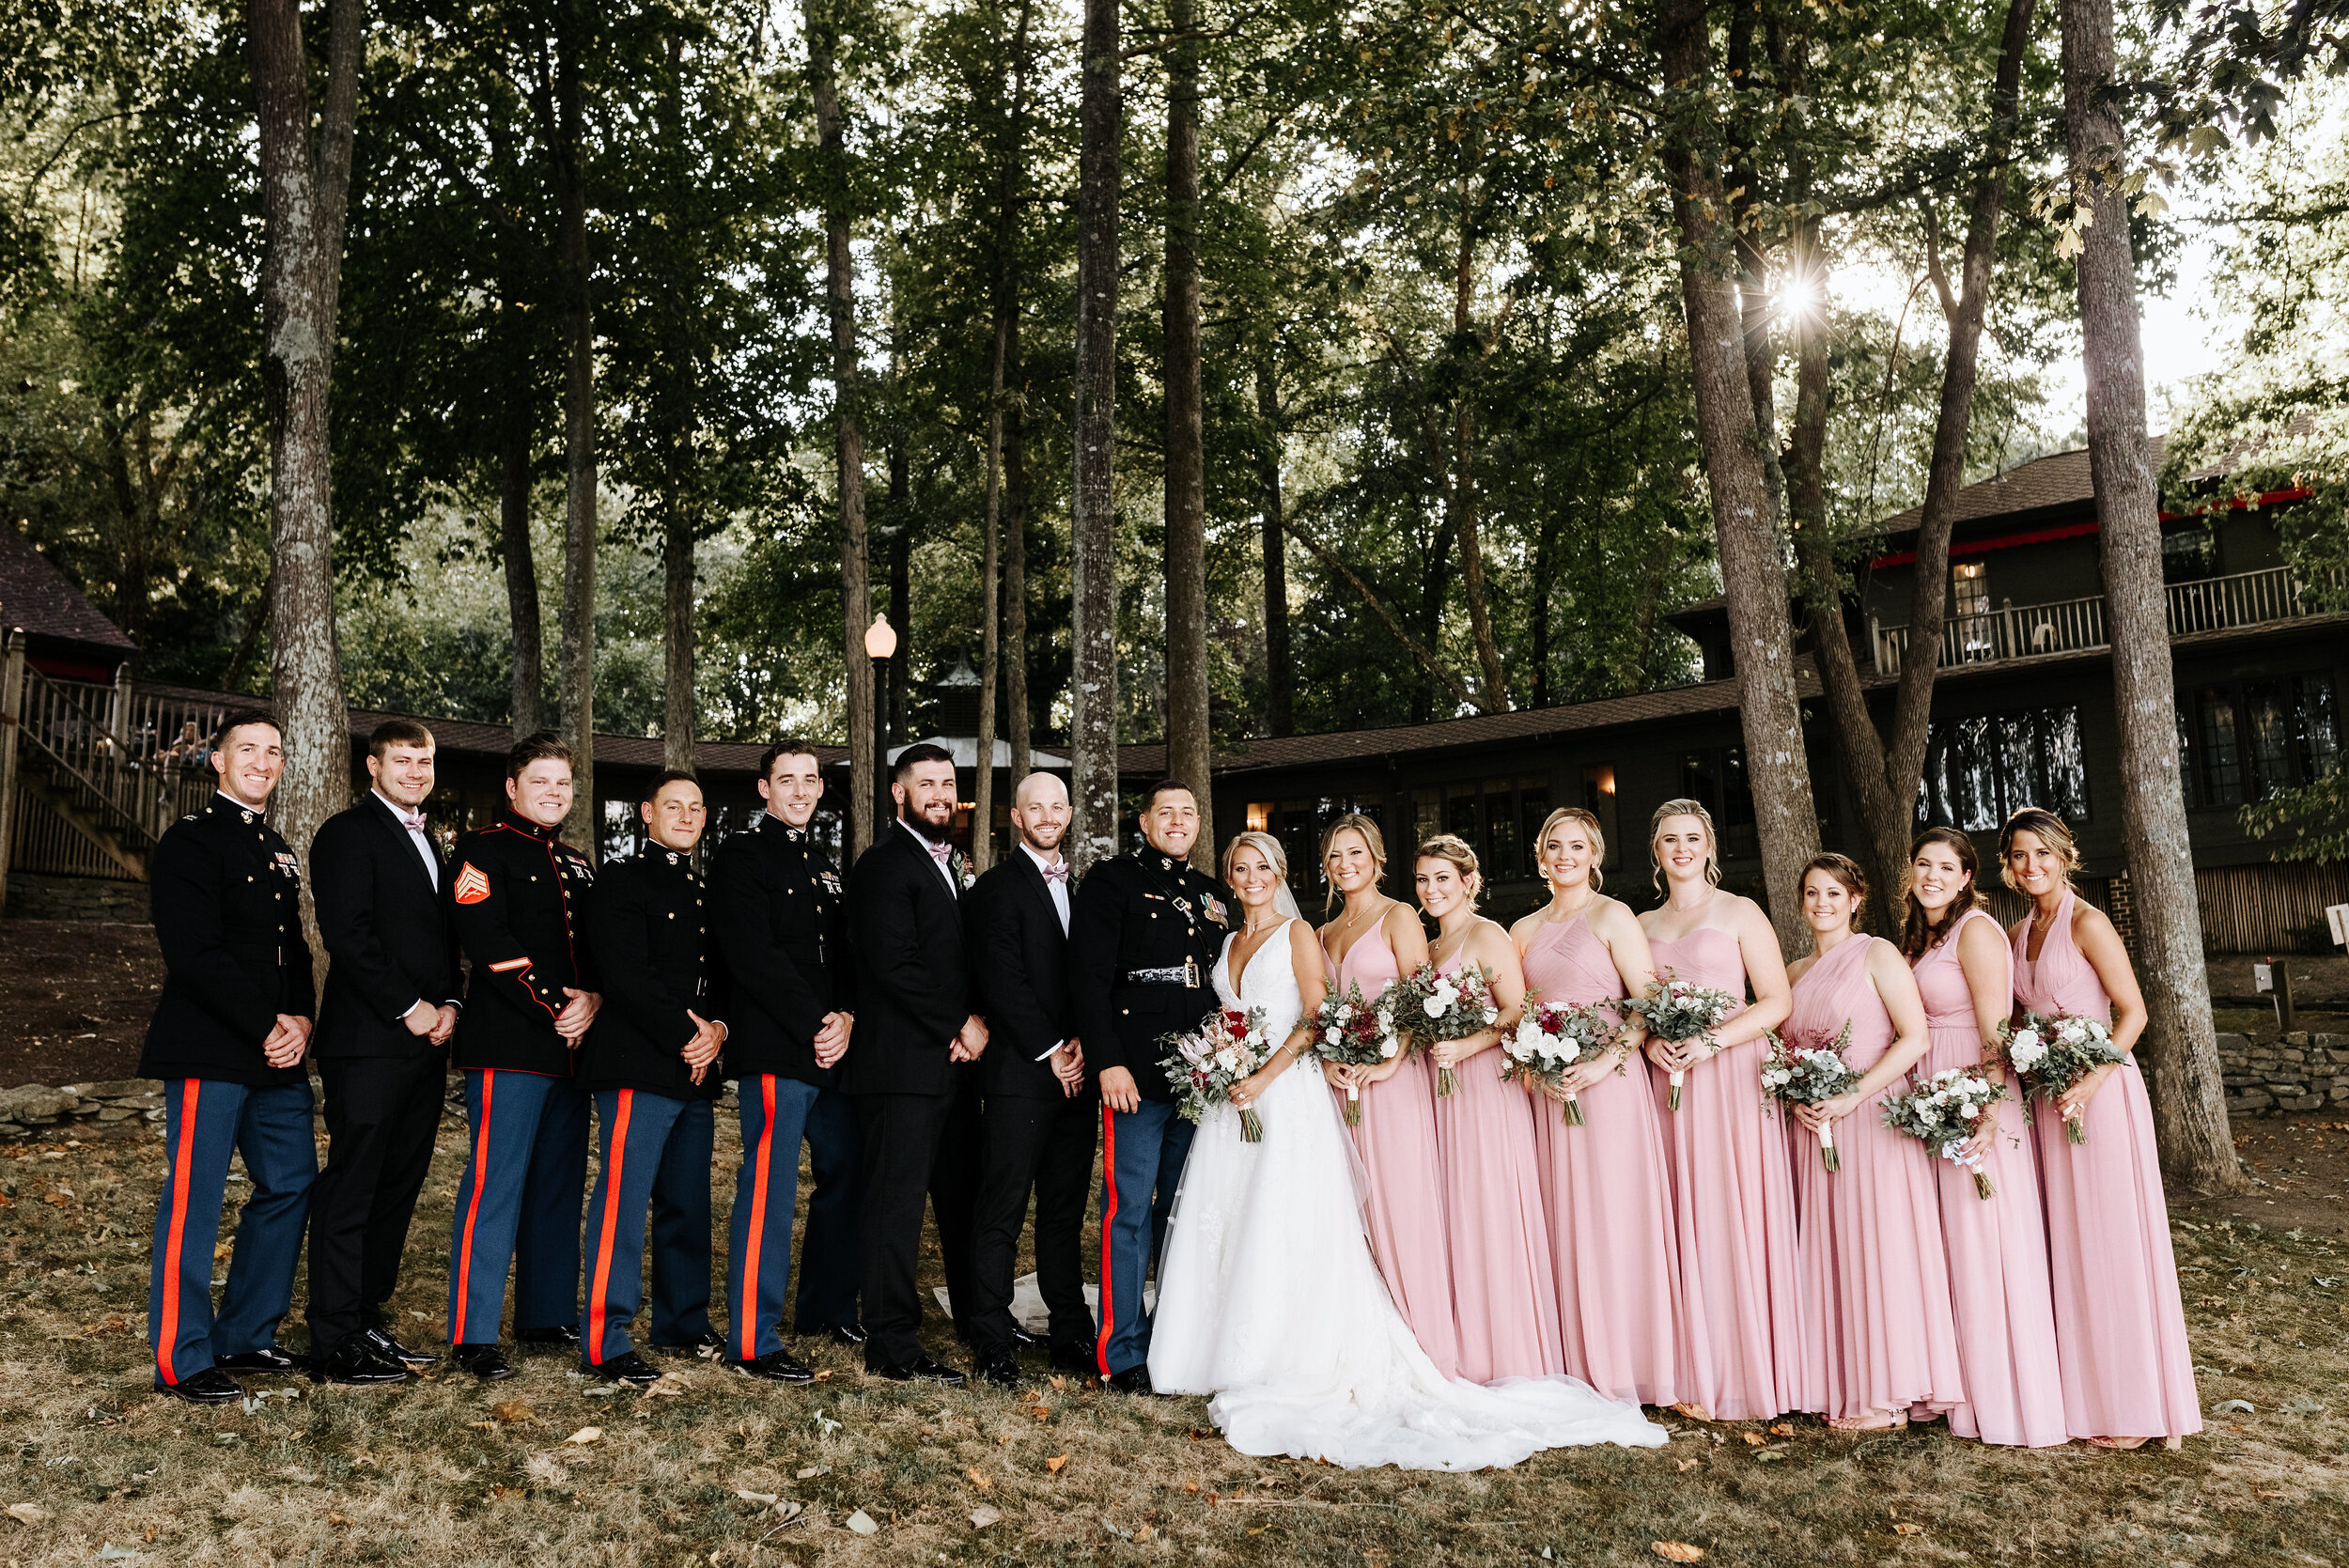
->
[1486,779,1518,878]
[1447,786,1482,855]
[1679,752,1717,815]
[600,798,641,862]
[2175,697,2196,809]
[2245,682,2294,801]
[1581,764,1617,864]
[1521,784,1555,871]
[1720,748,1758,859]
[2199,689,2244,806]
[2038,706,2090,822]
[2296,672,2340,781]
[1413,787,1441,853]
[1246,801,1274,833]
[1947,715,1998,832]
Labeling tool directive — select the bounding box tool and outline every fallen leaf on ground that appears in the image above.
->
[328,1513,349,1527]
[1893,1523,1923,1536]
[971,1505,1003,1529]
[845,1509,879,1535]
[1653,1545,1705,1563]
[494,1402,536,1424]
[735,1490,778,1506]
[468,1420,497,1432]
[1739,1431,1766,1446]
[97,1546,138,1560]
[7,1502,51,1525]
[1045,1454,1068,1474]
[796,1465,829,1480]
[1768,1422,1794,1436]
[813,1370,832,1382]
[646,1376,688,1398]
[1752,1449,1786,1464]
[2213,1399,2255,1415]
[774,1500,805,1522]
[1184,1481,1199,1494]
[1675,1458,1699,1473]
[966,1467,991,1490]
[565,1427,603,1445]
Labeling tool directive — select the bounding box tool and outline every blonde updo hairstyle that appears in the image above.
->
[1997,806,2080,893]
[1318,813,1389,917]
[1535,806,1607,893]
[1413,833,1482,912]
[1647,797,1723,898]
[1221,829,1290,890]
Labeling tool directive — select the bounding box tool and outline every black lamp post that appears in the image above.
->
[863,613,897,836]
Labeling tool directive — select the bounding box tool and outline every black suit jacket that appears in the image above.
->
[310,794,463,1060]
[136,795,315,1088]
[968,850,1082,1100]
[841,823,974,1098]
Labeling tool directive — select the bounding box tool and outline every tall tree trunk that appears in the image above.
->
[885,441,910,744]
[1658,0,1820,954]
[249,0,360,908]
[551,0,598,852]
[812,4,875,857]
[2061,0,2242,1195]
[1253,355,1292,737]
[1531,506,1555,707]
[489,107,544,740]
[1004,364,1034,781]
[1725,1,1789,531]
[661,510,694,769]
[1161,0,1213,865]
[1068,0,1122,870]
[1447,217,1511,710]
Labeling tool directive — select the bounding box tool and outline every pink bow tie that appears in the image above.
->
[926,839,953,865]
[397,809,427,833]
[1039,861,1070,884]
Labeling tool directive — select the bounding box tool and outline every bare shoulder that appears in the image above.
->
[1721,891,1773,935]
[1377,900,1420,939]
[2070,898,2117,941]
[1466,917,1516,964]
[1508,908,1550,945]
[1955,913,2007,963]
[1786,952,1816,985]
[1590,894,1641,940]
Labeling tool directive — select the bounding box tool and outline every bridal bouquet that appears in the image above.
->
[1629,971,1741,1110]
[1759,1021,1857,1172]
[1392,962,1501,1097]
[1159,1006,1277,1142]
[1881,1067,2010,1199]
[1310,981,1402,1126]
[1999,1010,2122,1144]
[1502,992,1621,1126]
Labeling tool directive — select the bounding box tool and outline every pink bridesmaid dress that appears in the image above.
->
[1330,929,1462,1377]
[1433,949,1563,1382]
[2013,889,2201,1442]
[1788,934,1965,1422]
[1523,913,1682,1405]
[1910,909,2067,1446]
[1650,928,1809,1419]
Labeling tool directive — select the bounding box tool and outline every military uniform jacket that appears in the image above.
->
[1067,849,1230,1104]
[137,794,316,1088]
[580,846,726,1101]
[709,814,855,1089]
[447,812,599,1077]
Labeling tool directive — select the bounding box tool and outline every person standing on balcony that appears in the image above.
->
[140,709,318,1404]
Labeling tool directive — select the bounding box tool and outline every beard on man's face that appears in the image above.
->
[901,796,955,842]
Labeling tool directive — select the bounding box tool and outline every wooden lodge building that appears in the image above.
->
[1,444,2343,950]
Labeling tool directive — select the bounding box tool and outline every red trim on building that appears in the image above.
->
[1871,486,2312,570]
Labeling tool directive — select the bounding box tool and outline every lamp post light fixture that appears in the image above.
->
[864,613,898,832]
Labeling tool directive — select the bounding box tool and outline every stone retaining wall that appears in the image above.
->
[2217,1032,2349,1115]
[0,1079,168,1138]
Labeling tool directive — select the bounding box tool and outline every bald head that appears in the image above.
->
[1011,770,1071,857]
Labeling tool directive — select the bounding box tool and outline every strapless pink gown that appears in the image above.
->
[1523,912,1682,1405]
[1788,934,1964,1422]
[1330,928,1461,1377]
[1649,927,1808,1419]
[2014,890,2201,1441]
[1911,908,2066,1447]
[1433,950,1563,1382]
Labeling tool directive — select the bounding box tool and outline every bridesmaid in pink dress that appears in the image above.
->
[1784,854,1963,1432]
[1904,827,2067,1448]
[1636,800,1804,1421]
[2002,808,2201,1450]
[1511,807,1682,1406]
[1415,833,1563,1382]
[1315,815,1459,1376]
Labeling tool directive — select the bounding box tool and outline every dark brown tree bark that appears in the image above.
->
[2061,0,2243,1195]
[499,426,544,737]
[1442,215,1510,710]
[1068,0,1122,869]
[248,0,361,883]
[1161,0,1213,865]
[1004,345,1034,782]
[1253,355,1293,737]
[550,0,598,851]
[885,436,910,745]
[1658,0,1820,953]
[812,3,876,858]
[661,512,694,769]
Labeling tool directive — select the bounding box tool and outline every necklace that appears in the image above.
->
[1668,883,1715,915]
[1242,917,1283,936]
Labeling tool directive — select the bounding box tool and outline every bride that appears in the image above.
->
[1147,831,1665,1469]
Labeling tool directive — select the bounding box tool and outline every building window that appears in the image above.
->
[2184,672,2338,808]
[2161,527,2218,582]
[1918,706,2090,831]
[1581,764,1618,867]
[2196,688,2246,806]
[1952,560,1991,618]
[1679,747,1759,859]
[1246,801,1272,833]
[1520,779,1553,874]
[1268,797,1384,905]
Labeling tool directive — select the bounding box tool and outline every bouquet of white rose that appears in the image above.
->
[1999,1010,2122,1144]
[1392,961,1501,1096]
[1310,980,1402,1126]
[1159,1006,1276,1142]
[1502,991,1621,1126]
[1629,970,1740,1110]
[1759,1021,1858,1172]
[1881,1067,2011,1199]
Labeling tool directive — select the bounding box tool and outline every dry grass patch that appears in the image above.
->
[0,1117,2343,1564]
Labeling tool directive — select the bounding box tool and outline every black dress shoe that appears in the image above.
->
[215,1345,305,1375]
[594,1351,661,1388]
[1009,1326,1047,1352]
[452,1344,515,1382]
[1104,1364,1155,1395]
[158,1367,243,1405]
[651,1329,723,1355]
[317,1340,409,1386]
[868,1355,967,1386]
[363,1327,441,1368]
[1048,1343,1098,1375]
[730,1348,815,1384]
[517,1324,581,1347]
[979,1353,1022,1389]
[817,1323,866,1348]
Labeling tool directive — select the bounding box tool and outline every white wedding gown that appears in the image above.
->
[1147,919,1666,1469]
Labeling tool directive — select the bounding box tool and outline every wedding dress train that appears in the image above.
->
[1146,919,1666,1469]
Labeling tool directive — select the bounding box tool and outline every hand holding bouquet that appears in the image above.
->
[1999,1010,2121,1144]
[1159,1006,1276,1142]
[1630,970,1740,1110]
[1311,980,1402,1125]
[1881,1067,2010,1199]
[1759,1021,1857,1172]
[1393,961,1501,1096]
[1503,991,1621,1126]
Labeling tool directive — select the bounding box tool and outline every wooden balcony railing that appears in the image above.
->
[1871,564,2340,676]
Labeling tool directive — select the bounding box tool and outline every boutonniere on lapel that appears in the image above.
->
[953,851,974,891]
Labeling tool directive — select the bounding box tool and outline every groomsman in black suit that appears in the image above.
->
[843,742,988,1384]
[965,772,1095,1387]
[304,718,463,1385]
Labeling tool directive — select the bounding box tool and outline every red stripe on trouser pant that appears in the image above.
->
[453,1070,496,1343]
[155,1079,201,1385]
[739,1077,776,1357]
[585,1090,634,1364]
[1095,1103,1118,1376]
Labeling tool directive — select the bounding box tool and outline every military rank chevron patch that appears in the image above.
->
[453,862,491,905]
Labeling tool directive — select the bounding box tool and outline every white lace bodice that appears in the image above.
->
[1215,918,1306,1043]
